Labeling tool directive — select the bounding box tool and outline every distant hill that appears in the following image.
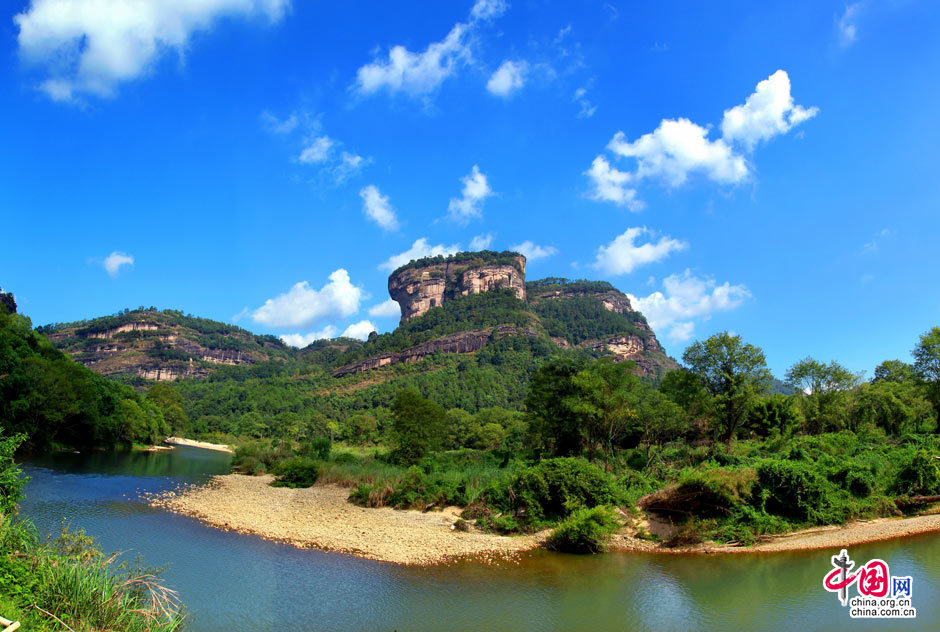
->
[40,308,292,383]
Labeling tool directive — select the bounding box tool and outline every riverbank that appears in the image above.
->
[151,474,545,565]
[152,473,940,564]
[164,437,234,453]
[612,511,940,554]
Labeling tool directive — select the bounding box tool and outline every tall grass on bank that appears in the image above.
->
[0,517,184,632]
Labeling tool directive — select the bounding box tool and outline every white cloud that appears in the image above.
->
[368,299,401,318]
[298,136,333,164]
[359,185,400,231]
[261,111,299,135]
[470,233,494,250]
[607,120,748,188]
[589,70,816,207]
[627,269,750,342]
[573,85,596,119]
[252,269,362,328]
[379,238,461,271]
[838,3,861,47]
[447,165,493,223]
[15,0,288,102]
[354,0,506,99]
[584,156,642,210]
[487,60,528,97]
[341,320,376,340]
[355,23,470,97]
[510,240,557,261]
[470,0,508,21]
[592,227,687,275]
[720,70,819,150]
[334,151,367,182]
[103,251,134,278]
[279,326,338,348]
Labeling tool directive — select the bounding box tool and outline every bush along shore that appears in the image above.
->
[0,434,185,631]
[178,327,940,558]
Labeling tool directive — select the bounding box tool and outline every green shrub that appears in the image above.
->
[755,459,830,522]
[332,451,358,464]
[483,457,621,527]
[271,457,321,488]
[304,437,332,461]
[545,506,621,553]
[892,449,940,496]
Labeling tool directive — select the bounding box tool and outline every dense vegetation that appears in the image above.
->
[0,305,172,450]
[391,250,524,276]
[226,326,940,553]
[0,434,184,630]
[531,296,648,345]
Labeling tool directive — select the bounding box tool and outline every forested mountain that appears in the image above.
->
[39,308,293,383]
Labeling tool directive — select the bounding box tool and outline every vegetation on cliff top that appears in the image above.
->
[390,250,525,276]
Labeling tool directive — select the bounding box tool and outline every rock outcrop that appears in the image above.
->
[388,252,526,321]
[332,325,539,378]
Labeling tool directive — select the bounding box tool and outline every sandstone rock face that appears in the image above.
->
[333,325,538,378]
[388,255,526,322]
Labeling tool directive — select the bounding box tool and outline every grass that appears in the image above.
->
[0,517,184,632]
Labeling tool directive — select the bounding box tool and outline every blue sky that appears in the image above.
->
[2,0,938,377]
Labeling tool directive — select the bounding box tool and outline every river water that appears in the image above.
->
[18,446,940,631]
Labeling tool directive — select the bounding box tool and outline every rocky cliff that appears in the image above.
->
[388,251,526,321]
[44,309,290,382]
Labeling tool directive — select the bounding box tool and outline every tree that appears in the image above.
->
[390,389,446,463]
[146,383,190,435]
[785,357,861,433]
[567,359,642,471]
[682,332,771,443]
[873,359,916,385]
[524,356,588,456]
[913,327,940,414]
[854,381,935,435]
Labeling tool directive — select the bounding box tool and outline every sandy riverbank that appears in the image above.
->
[152,473,940,564]
[151,474,545,565]
[612,512,940,555]
[164,437,234,454]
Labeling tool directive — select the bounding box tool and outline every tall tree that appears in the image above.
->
[567,359,641,470]
[913,327,940,415]
[390,389,446,463]
[524,356,588,456]
[683,332,771,443]
[785,357,862,432]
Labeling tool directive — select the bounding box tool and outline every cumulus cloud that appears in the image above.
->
[585,156,642,210]
[510,240,557,262]
[587,70,816,207]
[279,326,338,348]
[359,185,400,231]
[354,0,506,99]
[334,151,367,182]
[341,320,376,340]
[627,270,750,342]
[298,136,334,164]
[15,0,289,102]
[447,165,493,223]
[102,251,134,278]
[252,269,362,328]
[470,233,494,250]
[593,228,687,275]
[838,3,861,47]
[368,299,401,318]
[379,238,461,271]
[487,60,528,97]
[720,70,819,150]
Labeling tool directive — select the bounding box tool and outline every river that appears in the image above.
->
[19,446,940,631]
